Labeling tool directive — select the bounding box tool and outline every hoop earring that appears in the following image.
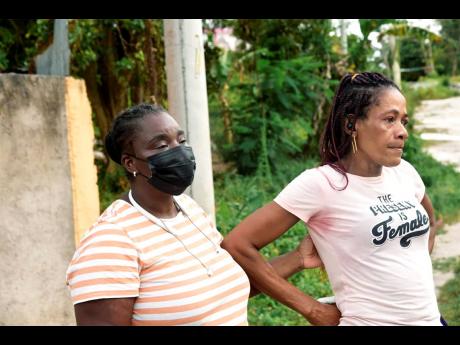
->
[352,133,358,154]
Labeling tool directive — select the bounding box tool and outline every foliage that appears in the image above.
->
[4,18,460,325]
[0,19,52,72]
[204,20,339,176]
[438,259,460,325]
[343,19,400,73]
[436,19,460,76]
[214,157,333,325]
[432,257,460,273]
[226,52,333,176]
[400,37,426,81]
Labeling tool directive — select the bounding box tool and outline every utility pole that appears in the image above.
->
[340,19,348,55]
[388,35,401,88]
[35,19,70,76]
[163,19,216,223]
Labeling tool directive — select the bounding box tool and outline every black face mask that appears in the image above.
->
[130,145,196,195]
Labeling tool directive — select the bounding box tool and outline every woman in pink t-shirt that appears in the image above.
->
[222,72,444,326]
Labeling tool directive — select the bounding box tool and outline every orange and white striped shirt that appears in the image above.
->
[66,193,250,326]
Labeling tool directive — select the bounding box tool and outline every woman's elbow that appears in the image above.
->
[221,236,239,255]
[222,235,253,260]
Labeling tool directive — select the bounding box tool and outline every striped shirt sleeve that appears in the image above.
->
[66,221,141,305]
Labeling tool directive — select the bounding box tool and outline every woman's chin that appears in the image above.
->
[383,157,402,167]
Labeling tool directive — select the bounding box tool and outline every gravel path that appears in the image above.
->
[414,96,460,296]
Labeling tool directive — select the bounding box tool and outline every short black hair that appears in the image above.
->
[105,103,166,166]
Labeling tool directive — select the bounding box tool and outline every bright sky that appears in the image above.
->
[333,19,441,38]
[331,19,442,56]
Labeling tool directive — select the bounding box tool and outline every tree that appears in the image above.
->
[204,20,339,176]
[1,19,167,142]
[399,37,426,81]
[378,22,441,87]
[0,19,168,201]
[437,19,460,76]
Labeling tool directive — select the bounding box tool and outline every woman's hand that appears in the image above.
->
[308,302,341,326]
[296,234,323,269]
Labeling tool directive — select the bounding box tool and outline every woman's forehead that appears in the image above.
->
[371,88,406,112]
[376,88,405,105]
[136,113,182,140]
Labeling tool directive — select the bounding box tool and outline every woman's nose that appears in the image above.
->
[170,140,181,148]
[397,122,409,140]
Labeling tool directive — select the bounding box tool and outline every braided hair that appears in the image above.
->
[319,72,400,190]
[105,103,166,177]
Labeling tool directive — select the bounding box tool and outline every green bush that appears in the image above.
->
[438,260,460,325]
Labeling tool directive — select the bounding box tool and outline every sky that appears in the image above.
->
[330,19,443,61]
[333,19,441,37]
[332,19,441,49]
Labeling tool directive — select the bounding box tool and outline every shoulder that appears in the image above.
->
[288,164,344,192]
[396,158,416,171]
[389,158,421,178]
[291,165,330,184]
[277,165,335,200]
[175,193,205,213]
[77,200,136,248]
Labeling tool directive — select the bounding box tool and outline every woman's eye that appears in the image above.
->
[156,144,168,149]
[385,117,395,123]
[402,119,409,127]
[179,139,187,144]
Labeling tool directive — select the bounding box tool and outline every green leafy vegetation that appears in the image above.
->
[3,18,460,325]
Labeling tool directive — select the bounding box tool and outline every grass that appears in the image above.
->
[432,257,460,273]
[437,261,460,325]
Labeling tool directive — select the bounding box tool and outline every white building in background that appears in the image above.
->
[213,27,238,51]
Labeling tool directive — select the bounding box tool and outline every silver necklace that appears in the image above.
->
[128,190,218,277]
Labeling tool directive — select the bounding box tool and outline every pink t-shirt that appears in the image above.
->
[274,159,441,325]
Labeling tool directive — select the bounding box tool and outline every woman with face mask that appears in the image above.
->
[66,103,322,326]
[222,72,445,326]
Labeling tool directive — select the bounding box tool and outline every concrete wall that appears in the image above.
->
[0,74,99,325]
[65,78,100,244]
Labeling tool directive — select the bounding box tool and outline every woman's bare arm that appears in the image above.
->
[74,298,135,326]
[222,201,340,325]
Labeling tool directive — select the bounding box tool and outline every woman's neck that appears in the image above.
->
[130,182,178,219]
[340,154,382,177]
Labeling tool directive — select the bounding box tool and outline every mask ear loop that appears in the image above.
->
[125,152,154,179]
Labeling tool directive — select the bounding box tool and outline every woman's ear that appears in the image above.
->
[344,114,356,135]
[121,153,136,175]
